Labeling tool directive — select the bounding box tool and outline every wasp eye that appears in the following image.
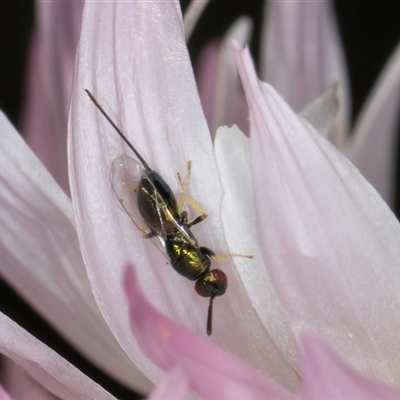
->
[195,269,227,298]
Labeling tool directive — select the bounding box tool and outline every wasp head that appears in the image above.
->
[195,269,228,298]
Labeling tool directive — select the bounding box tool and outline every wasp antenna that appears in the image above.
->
[206,294,216,336]
[85,89,151,171]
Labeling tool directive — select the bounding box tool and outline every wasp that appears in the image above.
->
[85,89,231,335]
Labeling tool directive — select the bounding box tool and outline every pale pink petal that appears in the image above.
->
[69,0,225,385]
[68,2,306,390]
[299,336,400,399]
[0,384,13,400]
[2,359,57,400]
[20,1,84,194]
[234,44,400,389]
[300,84,339,138]
[196,17,252,138]
[183,0,210,41]
[0,111,150,391]
[196,39,222,133]
[261,0,350,146]
[146,368,188,400]
[345,41,400,206]
[124,266,295,400]
[0,312,115,400]
[214,125,299,390]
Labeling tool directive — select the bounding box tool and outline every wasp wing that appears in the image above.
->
[110,155,150,234]
[110,155,199,251]
[110,155,173,259]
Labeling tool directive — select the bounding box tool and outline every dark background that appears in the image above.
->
[0,1,400,399]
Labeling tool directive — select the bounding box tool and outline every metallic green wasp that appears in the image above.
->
[86,89,230,335]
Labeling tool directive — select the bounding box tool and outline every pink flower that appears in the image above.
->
[197,1,400,206]
[1,0,400,398]
[124,264,400,399]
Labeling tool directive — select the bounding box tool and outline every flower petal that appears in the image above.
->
[0,311,115,400]
[300,84,339,138]
[69,0,224,384]
[0,110,150,391]
[124,265,295,400]
[299,336,400,399]
[214,125,299,390]
[3,358,61,400]
[196,39,222,133]
[0,384,12,400]
[345,41,400,206]
[183,0,210,41]
[146,368,188,400]
[261,0,350,146]
[234,44,400,389]
[21,1,83,194]
[196,17,252,137]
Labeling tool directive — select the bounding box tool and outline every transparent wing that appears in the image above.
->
[110,155,146,233]
[110,155,199,251]
[110,155,171,260]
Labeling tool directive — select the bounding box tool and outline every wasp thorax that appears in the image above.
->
[195,269,227,298]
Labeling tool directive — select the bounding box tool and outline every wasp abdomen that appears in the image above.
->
[137,170,179,233]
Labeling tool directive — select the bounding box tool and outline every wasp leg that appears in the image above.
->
[176,161,208,223]
[211,253,253,262]
[187,214,207,228]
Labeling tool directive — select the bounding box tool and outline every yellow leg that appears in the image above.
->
[211,253,253,262]
[176,161,208,224]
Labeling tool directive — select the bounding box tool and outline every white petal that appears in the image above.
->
[261,0,350,147]
[300,84,339,137]
[235,44,400,389]
[215,125,299,391]
[0,111,150,392]
[68,0,224,384]
[345,41,400,206]
[0,312,115,400]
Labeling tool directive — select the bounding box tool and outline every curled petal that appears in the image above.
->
[233,43,400,390]
[124,265,295,400]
